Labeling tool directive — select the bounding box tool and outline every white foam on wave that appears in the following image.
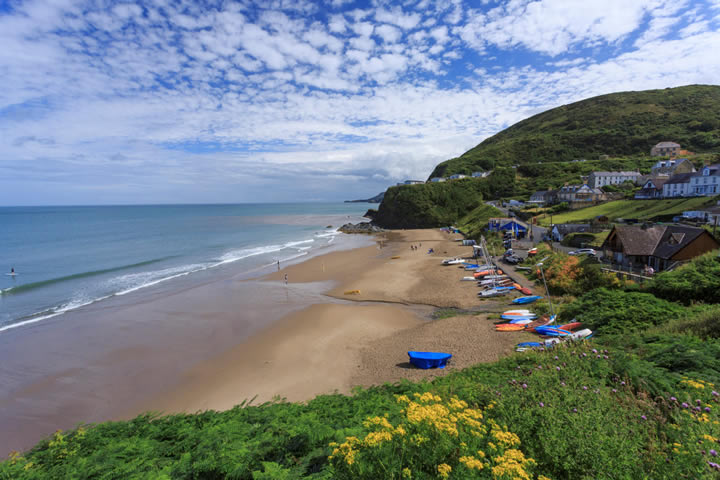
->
[0,295,108,333]
[1,232,336,334]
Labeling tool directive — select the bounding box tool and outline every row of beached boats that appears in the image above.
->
[443,235,593,352]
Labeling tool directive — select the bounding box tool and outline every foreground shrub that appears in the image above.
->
[649,251,720,305]
[558,288,685,334]
[330,393,540,480]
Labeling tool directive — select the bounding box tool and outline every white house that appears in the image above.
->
[689,164,720,196]
[588,171,641,188]
[472,171,490,178]
[429,177,446,182]
[662,173,694,198]
[635,178,667,199]
[651,158,695,176]
[448,174,467,180]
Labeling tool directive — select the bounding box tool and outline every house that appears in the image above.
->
[488,218,529,237]
[651,158,696,177]
[701,205,720,226]
[689,164,720,196]
[448,174,467,180]
[651,141,681,157]
[662,173,694,198]
[635,178,668,199]
[601,224,719,272]
[556,184,605,203]
[472,171,490,178]
[588,171,641,189]
[551,223,592,242]
[429,177,446,182]
[528,190,552,205]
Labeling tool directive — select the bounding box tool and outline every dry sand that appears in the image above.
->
[145,229,537,414]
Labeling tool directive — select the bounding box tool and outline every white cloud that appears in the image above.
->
[375,7,422,30]
[375,24,402,43]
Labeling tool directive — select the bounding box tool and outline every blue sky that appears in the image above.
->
[1,0,720,205]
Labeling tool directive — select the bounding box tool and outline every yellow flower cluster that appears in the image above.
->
[682,379,706,390]
[491,448,537,480]
[402,467,412,478]
[491,427,521,448]
[459,455,485,470]
[437,463,452,478]
[703,434,717,442]
[329,436,361,465]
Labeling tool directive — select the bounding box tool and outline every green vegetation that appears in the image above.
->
[649,251,720,305]
[374,179,491,229]
[536,196,718,226]
[430,84,720,178]
[558,288,686,335]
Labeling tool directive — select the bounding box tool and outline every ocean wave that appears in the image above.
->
[0,257,174,296]
[0,296,108,333]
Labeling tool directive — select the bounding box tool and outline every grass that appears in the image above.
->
[535,196,717,226]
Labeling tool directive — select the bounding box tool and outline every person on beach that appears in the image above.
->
[284,273,288,284]
[277,260,280,271]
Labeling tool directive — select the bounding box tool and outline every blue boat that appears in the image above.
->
[408,351,452,369]
[512,295,543,304]
[534,326,572,337]
[501,314,537,321]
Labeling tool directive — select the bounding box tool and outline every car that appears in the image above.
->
[568,248,597,256]
[503,255,521,265]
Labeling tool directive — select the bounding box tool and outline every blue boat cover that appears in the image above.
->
[516,342,543,348]
[408,351,452,369]
[512,295,543,304]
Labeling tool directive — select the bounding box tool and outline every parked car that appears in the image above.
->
[503,255,521,265]
[569,248,597,257]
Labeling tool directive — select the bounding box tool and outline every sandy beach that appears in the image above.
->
[0,228,537,456]
[143,228,537,413]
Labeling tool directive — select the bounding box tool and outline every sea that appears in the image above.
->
[0,203,372,332]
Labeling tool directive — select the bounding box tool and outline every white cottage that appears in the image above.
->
[689,164,720,196]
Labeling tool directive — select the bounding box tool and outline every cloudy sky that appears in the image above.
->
[2,0,720,205]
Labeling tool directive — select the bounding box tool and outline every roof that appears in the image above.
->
[654,141,680,148]
[644,178,669,189]
[664,172,695,185]
[700,206,720,214]
[604,225,713,259]
[554,223,591,235]
[591,171,640,176]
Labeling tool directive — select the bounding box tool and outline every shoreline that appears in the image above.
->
[0,228,535,456]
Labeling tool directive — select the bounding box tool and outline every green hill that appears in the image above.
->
[430,84,720,179]
[535,196,718,226]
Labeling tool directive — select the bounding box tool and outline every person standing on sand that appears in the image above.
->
[284,273,288,284]
[277,260,280,271]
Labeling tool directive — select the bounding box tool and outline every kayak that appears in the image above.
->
[495,324,526,332]
[512,295,543,304]
[473,269,504,278]
[534,326,572,337]
[507,318,533,325]
[503,309,532,315]
[503,316,537,323]
[517,286,533,295]
[523,315,555,332]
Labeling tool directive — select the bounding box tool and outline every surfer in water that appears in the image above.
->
[10,267,14,275]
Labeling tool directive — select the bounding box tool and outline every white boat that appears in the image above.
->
[478,277,509,286]
[442,258,465,265]
[568,328,593,340]
[461,276,477,281]
[503,309,532,315]
[479,288,509,297]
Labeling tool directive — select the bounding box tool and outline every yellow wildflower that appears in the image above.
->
[492,429,521,447]
[538,476,552,480]
[476,450,486,458]
[682,379,705,389]
[364,431,392,447]
[459,455,485,470]
[396,394,411,404]
[437,463,452,478]
[402,467,412,478]
[703,434,717,442]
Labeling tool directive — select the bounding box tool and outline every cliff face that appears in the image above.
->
[373,179,488,229]
[429,84,720,179]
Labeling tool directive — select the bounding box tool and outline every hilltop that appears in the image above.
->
[430,84,720,179]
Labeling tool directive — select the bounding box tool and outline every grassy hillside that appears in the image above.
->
[536,196,718,226]
[430,84,720,179]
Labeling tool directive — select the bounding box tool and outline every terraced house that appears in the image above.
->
[689,164,720,196]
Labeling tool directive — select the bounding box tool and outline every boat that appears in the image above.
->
[512,295,543,304]
[523,315,555,332]
[534,326,572,337]
[473,269,503,278]
[502,315,537,322]
[495,324,526,331]
[442,258,464,265]
[506,318,533,325]
[408,351,452,369]
[503,309,532,315]
[515,286,533,295]
[461,276,477,281]
[568,328,593,340]
[479,288,510,297]
[478,277,510,285]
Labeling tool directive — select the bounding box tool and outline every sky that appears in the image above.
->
[1,0,720,205]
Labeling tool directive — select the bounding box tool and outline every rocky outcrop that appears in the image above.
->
[338,222,386,233]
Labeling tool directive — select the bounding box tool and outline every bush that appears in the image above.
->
[649,251,720,305]
[558,288,686,334]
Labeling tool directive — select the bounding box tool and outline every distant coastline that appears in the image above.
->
[344,191,384,203]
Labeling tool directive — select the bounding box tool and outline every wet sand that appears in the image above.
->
[0,228,536,456]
